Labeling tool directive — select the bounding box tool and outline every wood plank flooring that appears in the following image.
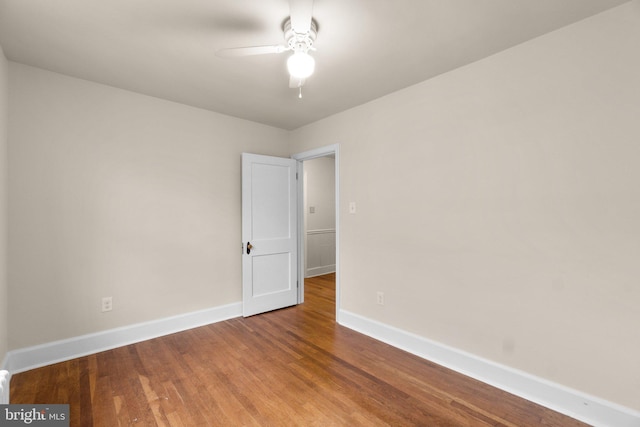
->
[10,273,588,426]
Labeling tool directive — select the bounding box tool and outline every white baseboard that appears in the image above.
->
[0,369,10,404]
[338,310,640,427]
[306,265,336,278]
[5,302,242,374]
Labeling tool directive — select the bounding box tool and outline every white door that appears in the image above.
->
[242,153,298,317]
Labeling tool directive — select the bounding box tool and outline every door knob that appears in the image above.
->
[246,242,253,254]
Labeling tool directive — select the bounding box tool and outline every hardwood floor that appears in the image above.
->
[11,273,588,426]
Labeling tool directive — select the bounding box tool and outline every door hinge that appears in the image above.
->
[297,280,299,288]
[296,172,299,180]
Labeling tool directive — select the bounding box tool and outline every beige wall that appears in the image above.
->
[0,44,8,366]
[7,63,289,349]
[290,2,640,411]
[304,157,335,232]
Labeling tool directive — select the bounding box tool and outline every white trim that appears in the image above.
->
[339,310,640,427]
[0,369,10,404]
[292,145,339,162]
[305,228,336,278]
[306,228,336,235]
[292,144,340,321]
[4,302,242,374]
[306,265,336,278]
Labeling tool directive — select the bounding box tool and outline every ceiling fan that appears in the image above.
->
[216,0,318,96]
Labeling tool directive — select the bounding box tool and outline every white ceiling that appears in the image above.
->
[0,0,629,130]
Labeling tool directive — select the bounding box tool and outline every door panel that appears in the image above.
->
[242,153,298,317]
[252,253,291,296]
[252,163,292,240]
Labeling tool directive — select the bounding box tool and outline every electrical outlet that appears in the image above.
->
[376,291,384,305]
[101,296,113,312]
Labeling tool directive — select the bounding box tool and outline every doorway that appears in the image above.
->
[303,156,336,279]
[293,144,340,321]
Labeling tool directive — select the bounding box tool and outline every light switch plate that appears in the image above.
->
[349,202,357,214]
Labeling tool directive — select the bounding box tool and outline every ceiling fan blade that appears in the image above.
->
[289,0,313,34]
[216,45,288,58]
[289,75,306,89]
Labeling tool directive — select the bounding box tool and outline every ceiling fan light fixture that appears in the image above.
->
[287,51,315,79]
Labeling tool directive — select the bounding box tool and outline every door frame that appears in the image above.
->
[292,144,340,322]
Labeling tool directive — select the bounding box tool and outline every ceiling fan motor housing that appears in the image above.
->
[284,18,317,53]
